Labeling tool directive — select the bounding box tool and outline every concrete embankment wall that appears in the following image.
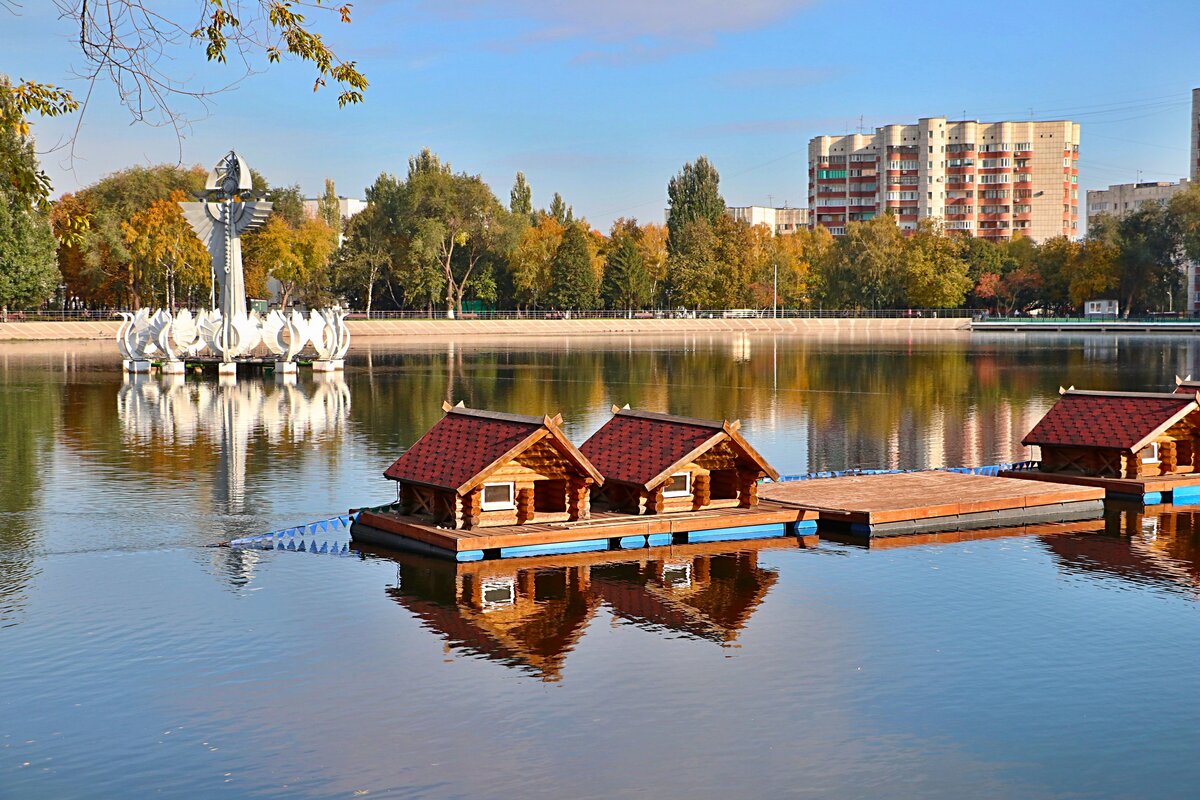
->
[0,316,969,342]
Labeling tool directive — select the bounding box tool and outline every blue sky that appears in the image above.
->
[3,0,1199,230]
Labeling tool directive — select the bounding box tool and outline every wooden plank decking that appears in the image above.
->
[759,471,1105,528]
[354,502,818,555]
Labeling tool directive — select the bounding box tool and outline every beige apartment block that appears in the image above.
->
[725,205,810,235]
[1086,180,1189,226]
[808,118,1081,242]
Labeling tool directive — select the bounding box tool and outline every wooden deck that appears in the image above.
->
[353,502,819,560]
[759,471,1105,535]
[998,468,1200,501]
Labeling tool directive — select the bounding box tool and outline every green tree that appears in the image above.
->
[511,172,533,221]
[1113,205,1182,315]
[902,220,972,308]
[601,221,652,311]
[398,151,508,315]
[816,215,905,308]
[666,156,724,254]
[548,192,573,225]
[665,219,719,309]
[317,178,342,239]
[0,198,58,320]
[333,207,391,314]
[547,223,599,309]
[266,184,307,228]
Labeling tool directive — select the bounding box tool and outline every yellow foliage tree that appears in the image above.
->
[120,190,211,310]
[509,217,564,310]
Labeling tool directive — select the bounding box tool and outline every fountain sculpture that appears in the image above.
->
[117,151,350,376]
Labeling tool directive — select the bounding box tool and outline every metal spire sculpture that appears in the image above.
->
[116,150,351,378]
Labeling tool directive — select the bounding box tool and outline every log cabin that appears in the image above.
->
[1023,389,1200,479]
[580,406,780,515]
[383,402,604,530]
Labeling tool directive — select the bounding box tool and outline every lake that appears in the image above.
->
[2,332,1199,798]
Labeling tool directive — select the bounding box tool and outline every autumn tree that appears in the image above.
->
[547,223,599,310]
[509,217,564,310]
[120,190,211,310]
[638,223,670,302]
[243,216,302,307]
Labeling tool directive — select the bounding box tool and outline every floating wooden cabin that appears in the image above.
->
[382,402,604,530]
[580,407,780,515]
[1001,388,1200,502]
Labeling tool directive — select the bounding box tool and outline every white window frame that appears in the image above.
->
[1142,442,1160,465]
[481,577,516,609]
[481,481,516,511]
[663,472,692,498]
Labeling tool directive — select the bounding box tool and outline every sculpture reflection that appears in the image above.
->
[117,372,350,515]
[376,538,797,681]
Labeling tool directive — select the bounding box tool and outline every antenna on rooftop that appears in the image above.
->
[768,193,774,208]
[857,114,865,134]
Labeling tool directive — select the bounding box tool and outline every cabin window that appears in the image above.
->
[663,472,691,498]
[481,482,516,511]
[1141,442,1160,465]
[710,469,739,500]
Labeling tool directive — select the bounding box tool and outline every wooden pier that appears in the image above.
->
[759,471,1105,537]
[352,502,819,561]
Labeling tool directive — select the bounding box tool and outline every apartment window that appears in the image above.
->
[979,174,1010,184]
[481,482,516,511]
[1016,142,1032,151]
[663,472,691,498]
[981,158,1011,168]
[818,169,847,179]
[929,146,934,153]
[1014,204,1032,213]
[829,227,846,236]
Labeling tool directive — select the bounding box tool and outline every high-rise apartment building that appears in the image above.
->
[808,117,1081,242]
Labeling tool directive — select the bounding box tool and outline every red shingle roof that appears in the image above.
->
[384,408,546,492]
[1174,379,1200,395]
[1022,391,1197,451]
[580,408,778,487]
[581,411,722,488]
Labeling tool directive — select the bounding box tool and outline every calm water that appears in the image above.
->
[3,333,1200,798]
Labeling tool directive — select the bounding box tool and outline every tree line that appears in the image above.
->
[7,130,1200,318]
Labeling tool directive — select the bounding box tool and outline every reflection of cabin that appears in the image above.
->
[1023,389,1200,478]
[383,402,604,530]
[385,552,597,681]
[590,551,777,643]
[580,407,779,515]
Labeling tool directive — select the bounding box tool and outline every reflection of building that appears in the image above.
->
[378,539,790,680]
[1043,504,1200,597]
[117,373,351,514]
[591,550,776,643]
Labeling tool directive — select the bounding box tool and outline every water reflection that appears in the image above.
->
[113,372,350,514]
[373,537,801,681]
[1043,503,1200,597]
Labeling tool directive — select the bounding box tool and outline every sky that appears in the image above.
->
[3,0,1199,231]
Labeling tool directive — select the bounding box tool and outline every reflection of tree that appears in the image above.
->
[0,380,60,624]
[347,335,1100,474]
